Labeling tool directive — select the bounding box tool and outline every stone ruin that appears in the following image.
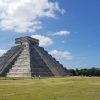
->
[0,36,67,77]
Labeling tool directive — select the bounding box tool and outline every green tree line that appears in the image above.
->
[67,67,100,76]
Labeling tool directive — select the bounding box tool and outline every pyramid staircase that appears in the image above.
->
[0,36,67,77]
[7,46,31,77]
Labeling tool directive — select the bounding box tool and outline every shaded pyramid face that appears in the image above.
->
[0,36,67,77]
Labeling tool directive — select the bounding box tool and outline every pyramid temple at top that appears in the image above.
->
[0,36,67,77]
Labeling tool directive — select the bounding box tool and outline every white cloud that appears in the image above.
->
[52,30,70,36]
[0,0,64,33]
[31,34,53,47]
[0,49,6,57]
[49,50,72,60]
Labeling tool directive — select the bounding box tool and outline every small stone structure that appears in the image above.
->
[0,36,67,77]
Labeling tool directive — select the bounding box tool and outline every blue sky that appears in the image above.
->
[0,0,100,69]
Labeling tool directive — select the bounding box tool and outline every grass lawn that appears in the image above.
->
[0,77,100,100]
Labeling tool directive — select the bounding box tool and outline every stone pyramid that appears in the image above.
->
[0,36,67,77]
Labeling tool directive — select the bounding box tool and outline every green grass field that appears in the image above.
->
[0,77,100,100]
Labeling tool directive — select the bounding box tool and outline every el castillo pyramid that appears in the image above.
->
[0,36,67,77]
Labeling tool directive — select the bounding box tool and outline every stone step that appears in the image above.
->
[10,67,30,70]
[7,73,31,77]
[20,52,29,55]
[9,70,30,73]
[14,62,30,66]
[18,56,29,59]
[15,61,30,65]
[20,53,29,55]
[15,58,30,62]
[12,65,30,68]
[15,58,30,61]
[9,68,31,72]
